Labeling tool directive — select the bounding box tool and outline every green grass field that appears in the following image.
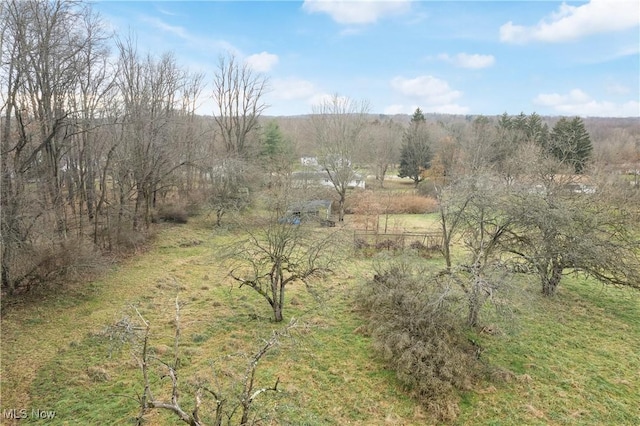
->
[1,215,639,425]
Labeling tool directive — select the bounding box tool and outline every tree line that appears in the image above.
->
[2,0,638,299]
[0,0,270,294]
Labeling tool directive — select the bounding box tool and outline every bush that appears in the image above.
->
[157,204,188,224]
[375,239,399,251]
[6,238,109,294]
[115,229,147,250]
[356,263,480,422]
[417,180,438,198]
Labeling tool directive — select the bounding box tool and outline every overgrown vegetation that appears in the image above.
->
[356,262,480,422]
[2,216,639,425]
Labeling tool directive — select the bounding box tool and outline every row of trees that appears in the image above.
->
[0,0,271,294]
[395,109,594,188]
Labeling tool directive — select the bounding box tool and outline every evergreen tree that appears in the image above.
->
[260,120,294,186]
[411,107,426,123]
[261,120,288,158]
[398,108,432,187]
[549,117,592,173]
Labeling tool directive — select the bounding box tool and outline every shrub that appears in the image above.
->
[157,204,188,224]
[417,180,438,198]
[116,229,149,252]
[7,238,109,294]
[354,238,370,250]
[392,194,435,214]
[356,263,480,422]
[375,239,399,251]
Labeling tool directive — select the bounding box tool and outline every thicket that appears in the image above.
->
[355,262,480,422]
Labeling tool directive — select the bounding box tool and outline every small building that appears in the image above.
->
[280,200,335,226]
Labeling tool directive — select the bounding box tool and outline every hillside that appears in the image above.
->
[2,216,638,425]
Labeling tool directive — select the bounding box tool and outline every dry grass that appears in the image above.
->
[1,214,639,425]
[347,190,438,216]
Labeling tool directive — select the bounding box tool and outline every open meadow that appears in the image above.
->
[2,213,639,425]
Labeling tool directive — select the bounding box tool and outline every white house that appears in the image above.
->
[291,171,365,189]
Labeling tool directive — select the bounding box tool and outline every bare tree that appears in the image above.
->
[175,71,206,196]
[310,94,370,221]
[118,299,296,426]
[363,119,401,188]
[229,197,338,322]
[212,53,268,158]
[435,174,512,327]
[502,179,640,296]
[206,156,251,227]
[115,37,187,230]
[0,0,111,293]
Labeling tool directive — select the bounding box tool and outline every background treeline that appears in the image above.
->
[1,0,639,296]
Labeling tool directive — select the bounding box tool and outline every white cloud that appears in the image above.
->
[245,52,279,72]
[390,75,463,105]
[138,15,240,57]
[500,0,640,44]
[383,104,415,115]
[387,75,468,114]
[606,83,630,96]
[438,53,495,69]
[302,0,411,25]
[140,16,189,39]
[156,7,182,17]
[308,93,336,106]
[271,78,317,100]
[535,89,592,106]
[533,89,640,117]
[307,93,356,110]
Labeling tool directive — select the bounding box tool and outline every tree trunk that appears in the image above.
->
[542,261,563,296]
[272,300,283,323]
[272,276,285,323]
[338,191,346,222]
[85,162,96,221]
[466,273,483,327]
[216,209,224,227]
[467,295,481,328]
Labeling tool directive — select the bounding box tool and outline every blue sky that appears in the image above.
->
[94,0,640,117]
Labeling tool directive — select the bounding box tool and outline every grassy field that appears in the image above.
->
[1,214,639,425]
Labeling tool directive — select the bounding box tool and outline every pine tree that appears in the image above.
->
[261,120,286,158]
[411,107,426,123]
[549,117,592,173]
[398,108,432,186]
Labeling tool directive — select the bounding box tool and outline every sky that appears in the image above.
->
[93,0,640,118]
